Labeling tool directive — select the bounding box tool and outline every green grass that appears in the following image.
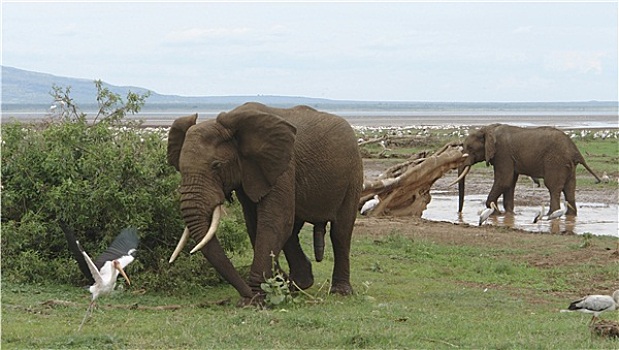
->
[573,137,619,177]
[3,227,618,349]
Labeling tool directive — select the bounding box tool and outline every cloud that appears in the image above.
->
[57,24,79,37]
[544,51,606,74]
[163,27,251,44]
[512,26,533,34]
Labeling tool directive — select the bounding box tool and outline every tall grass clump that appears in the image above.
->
[1,82,249,292]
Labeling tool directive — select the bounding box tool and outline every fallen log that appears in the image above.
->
[360,142,466,217]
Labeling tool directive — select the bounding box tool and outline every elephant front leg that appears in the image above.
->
[283,220,314,291]
[486,184,504,213]
[502,173,519,213]
[247,171,296,295]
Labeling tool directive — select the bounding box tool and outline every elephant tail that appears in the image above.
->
[577,156,602,183]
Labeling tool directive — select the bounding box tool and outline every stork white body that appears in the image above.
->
[543,200,574,221]
[360,195,380,215]
[567,290,619,324]
[60,224,139,331]
[478,202,498,226]
[82,246,136,302]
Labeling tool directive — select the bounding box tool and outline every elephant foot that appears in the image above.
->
[236,293,266,308]
[330,281,353,296]
[289,273,314,291]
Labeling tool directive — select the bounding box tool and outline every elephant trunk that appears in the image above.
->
[457,165,470,213]
[168,175,224,262]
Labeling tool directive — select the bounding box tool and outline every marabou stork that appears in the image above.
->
[567,290,619,325]
[60,223,139,331]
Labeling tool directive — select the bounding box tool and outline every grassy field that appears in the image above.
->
[3,224,618,349]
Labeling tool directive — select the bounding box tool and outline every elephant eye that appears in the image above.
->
[211,160,224,170]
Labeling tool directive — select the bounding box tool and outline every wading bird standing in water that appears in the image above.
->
[478,202,498,226]
[532,204,545,224]
[567,290,619,325]
[545,200,574,221]
[60,223,139,331]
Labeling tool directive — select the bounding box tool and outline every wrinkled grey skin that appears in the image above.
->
[458,124,600,216]
[167,102,363,305]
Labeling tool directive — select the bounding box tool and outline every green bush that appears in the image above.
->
[1,82,249,291]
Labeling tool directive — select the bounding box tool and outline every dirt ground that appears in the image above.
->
[355,159,619,297]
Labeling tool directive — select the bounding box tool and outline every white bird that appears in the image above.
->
[601,171,610,183]
[360,195,380,215]
[60,223,139,331]
[567,290,619,325]
[532,204,545,223]
[545,201,574,221]
[478,202,498,226]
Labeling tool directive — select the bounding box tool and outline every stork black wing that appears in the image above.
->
[59,221,95,284]
[94,227,140,270]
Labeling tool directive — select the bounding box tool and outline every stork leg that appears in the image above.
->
[588,315,597,326]
[78,300,95,331]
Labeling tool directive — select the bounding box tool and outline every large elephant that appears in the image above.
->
[457,124,600,216]
[166,102,363,305]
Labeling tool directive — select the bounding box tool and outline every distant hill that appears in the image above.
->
[1,66,341,109]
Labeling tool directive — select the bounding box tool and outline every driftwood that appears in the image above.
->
[360,141,467,217]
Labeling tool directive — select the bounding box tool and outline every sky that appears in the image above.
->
[1,1,617,102]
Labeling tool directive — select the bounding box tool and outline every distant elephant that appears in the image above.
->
[457,124,600,216]
[167,102,363,305]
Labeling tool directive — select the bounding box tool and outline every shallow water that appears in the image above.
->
[423,193,619,237]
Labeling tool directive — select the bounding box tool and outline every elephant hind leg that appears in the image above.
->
[563,174,577,216]
[544,178,565,215]
[329,219,354,296]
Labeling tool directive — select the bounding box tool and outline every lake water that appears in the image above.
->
[424,194,619,238]
[4,103,618,129]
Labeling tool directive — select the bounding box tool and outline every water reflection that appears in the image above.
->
[424,194,618,237]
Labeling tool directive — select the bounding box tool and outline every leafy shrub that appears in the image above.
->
[1,82,249,291]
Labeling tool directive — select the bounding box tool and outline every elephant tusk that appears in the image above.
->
[169,227,190,263]
[448,165,471,187]
[189,205,222,254]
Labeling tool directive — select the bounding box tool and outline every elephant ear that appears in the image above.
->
[484,128,496,165]
[167,114,198,171]
[217,109,296,202]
